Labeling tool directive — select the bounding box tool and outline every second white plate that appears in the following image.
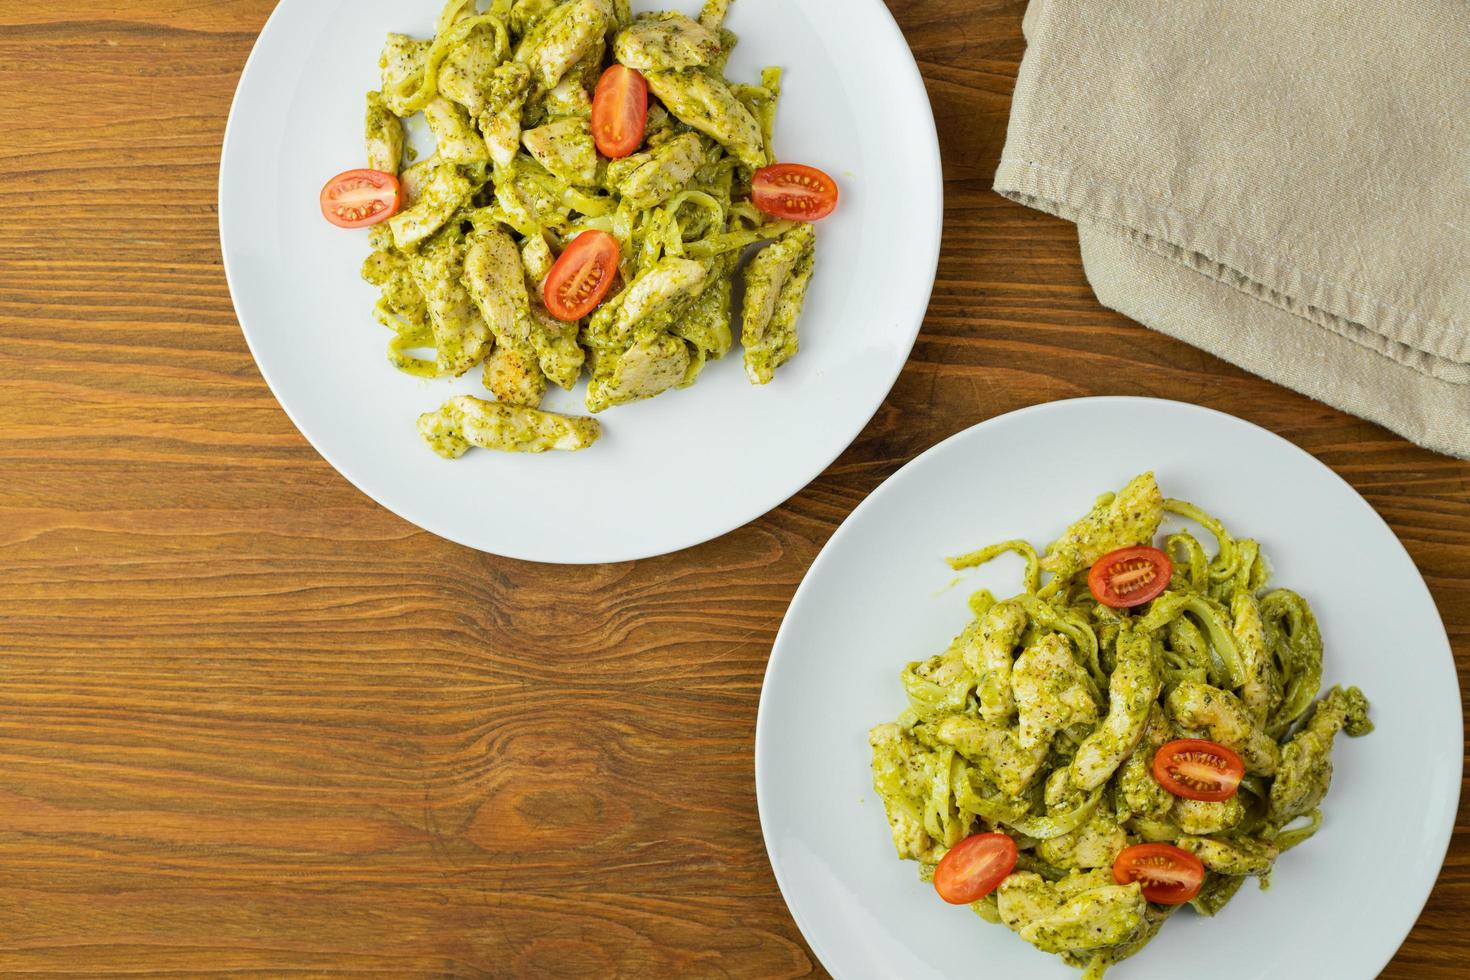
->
[756,397,1459,980]
[219,0,941,563]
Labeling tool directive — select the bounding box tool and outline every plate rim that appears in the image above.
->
[217,0,944,564]
[753,394,1462,978]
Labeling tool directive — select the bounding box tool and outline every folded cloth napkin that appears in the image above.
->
[994,0,1470,457]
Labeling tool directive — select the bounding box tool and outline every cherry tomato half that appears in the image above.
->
[591,65,649,158]
[1088,546,1173,609]
[320,169,401,228]
[751,163,840,222]
[543,230,621,321]
[933,832,1018,905]
[1152,738,1245,802]
[1113,843,1205,905]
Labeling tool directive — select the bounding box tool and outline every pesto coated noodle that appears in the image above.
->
[357,0,820,457]
[868,473,1373,978]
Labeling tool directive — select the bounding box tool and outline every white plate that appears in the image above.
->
[219,0,940,563]
[756,397,1460,980]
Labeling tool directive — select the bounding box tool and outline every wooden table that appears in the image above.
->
[1,1,1465,975]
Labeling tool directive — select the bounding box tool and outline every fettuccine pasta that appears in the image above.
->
[353,0,822,457]
[869,473,1372,978]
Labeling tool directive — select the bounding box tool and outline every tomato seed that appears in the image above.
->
[1107,559,1158,594]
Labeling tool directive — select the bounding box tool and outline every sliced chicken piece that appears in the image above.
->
[483,345,547,408]
[1166,681,1280,776]
[510,0,561,37]
[409,229,491,377]
[361,249,426,321]
[527,299,587,390]
[380,34,432,115]
[671,251,735,358]
[1171,795,1246,835]
[614,12,723,71]
[1177,836,1278,876]
[1068,627,1160,791]
[364,91,404,175]
[521,232,555,285]
[587,256,709,349]
[1012,633,1100,750]
[389,165,473,251]
[477,62,532,168]
[868,723,939,862]
[463,228,551,405]
[397,158,438,207]
[585,334,692,413]
[742,223,816,384]
[438,21,505,115]
[418,395,600,457]
[521,116,599,185]
[424,97,489,166]
[543,65,594,119]
[1036,808,1128,870]
[997,872,1146,954]
[644,68,765,170]
[962,600,1026,723]
[462,228,531,348]
[1116,705,1175,820]
[1041,472,1164,575]
[929,715,1051,798]
[607,132,704,210]
[1232,592,1281,724]
[514,0,613,92]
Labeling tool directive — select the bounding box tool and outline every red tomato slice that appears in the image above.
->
[543,230,621,321]
[1152,738,1245,802]
[591,65,649,158]
[1113,843,1205,905]
[932,833,1018,905]
[320,169,401,228]
[751,163,840,221]
[1087,546,1172,608]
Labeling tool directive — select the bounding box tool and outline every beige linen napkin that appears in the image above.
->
[994,0,1470,457]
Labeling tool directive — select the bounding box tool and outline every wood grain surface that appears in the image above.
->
[0,0,1466,976]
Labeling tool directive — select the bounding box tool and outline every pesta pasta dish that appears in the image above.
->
[868,472,1372,978]
[317,0,841,457]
